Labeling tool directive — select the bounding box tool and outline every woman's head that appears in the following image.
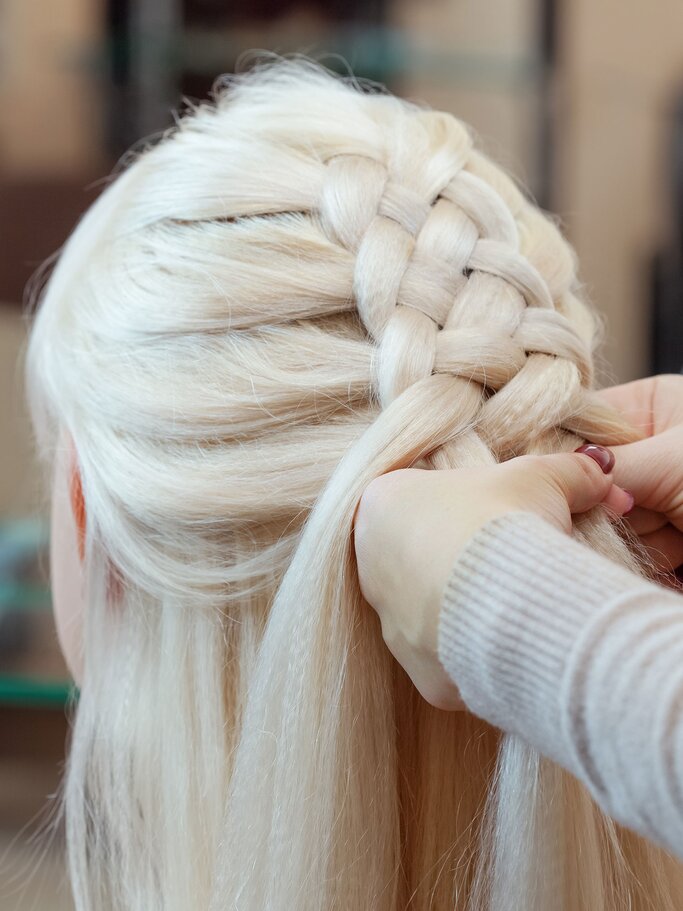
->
[32,60,614,662]
[26,59,672,910]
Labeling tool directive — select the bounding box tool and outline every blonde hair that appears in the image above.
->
[26,59,683,909]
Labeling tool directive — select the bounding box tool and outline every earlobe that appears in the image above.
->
[68,439,86,564]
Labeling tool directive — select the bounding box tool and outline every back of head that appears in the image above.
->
[26,59,681,910]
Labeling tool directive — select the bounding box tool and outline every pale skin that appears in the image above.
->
[52,375,683,698]
[355,374,683,709]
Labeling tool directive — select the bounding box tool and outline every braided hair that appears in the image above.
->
[26,59,681,910]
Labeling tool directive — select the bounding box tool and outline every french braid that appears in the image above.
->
[319,111,629,472]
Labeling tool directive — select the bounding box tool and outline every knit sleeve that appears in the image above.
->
[437,510,683,857]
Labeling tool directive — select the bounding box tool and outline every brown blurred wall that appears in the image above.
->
[0,0,106,518]
[0,309,40,516]
[555,0,683,383]
[0,0,104,177]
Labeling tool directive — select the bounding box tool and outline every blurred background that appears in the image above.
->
[0,1,682,907]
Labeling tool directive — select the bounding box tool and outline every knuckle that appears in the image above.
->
[504,453,545,479]
[657,373,683,392]
[355,469,415,550]
[654,374,683,422]
[356,474,392,525]
[573,452,602,485]
[363,468,410,504]
[533,452,605,501]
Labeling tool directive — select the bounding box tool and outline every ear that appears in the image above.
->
[67,436,86,564]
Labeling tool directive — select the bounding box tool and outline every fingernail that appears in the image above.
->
[574,444,615,474]
[622,490,635,515]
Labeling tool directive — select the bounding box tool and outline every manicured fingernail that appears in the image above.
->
[622,490,635,515]
[574,444,615,474]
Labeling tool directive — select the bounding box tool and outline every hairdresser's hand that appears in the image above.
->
[598,374,683,573]
[354,448,633,711]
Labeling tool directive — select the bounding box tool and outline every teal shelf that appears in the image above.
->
[0,675,75,709]
[0,517,71,709]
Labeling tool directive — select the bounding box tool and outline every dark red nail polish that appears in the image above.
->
[574,444,615,474]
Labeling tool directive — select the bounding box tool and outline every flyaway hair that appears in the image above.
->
[26,59,683,909]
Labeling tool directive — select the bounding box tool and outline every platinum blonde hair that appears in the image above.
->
[26,60,683,909]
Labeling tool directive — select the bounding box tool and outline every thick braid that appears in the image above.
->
[319,111,602,467]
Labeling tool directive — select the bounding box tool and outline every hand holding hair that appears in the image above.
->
[353,444,632,711]
[356,373,683,860]
[598,374,683,572]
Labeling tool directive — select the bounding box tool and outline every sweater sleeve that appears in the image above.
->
[437,510,683,858]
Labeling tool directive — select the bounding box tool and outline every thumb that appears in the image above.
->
[512,445,630,519]
[539,446,615,514]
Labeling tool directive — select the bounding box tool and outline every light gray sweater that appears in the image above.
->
[437,511,683,858]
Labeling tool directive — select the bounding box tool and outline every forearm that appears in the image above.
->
[438,511,683,856]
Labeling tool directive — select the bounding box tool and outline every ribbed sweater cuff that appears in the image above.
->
[437,511,646,773]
